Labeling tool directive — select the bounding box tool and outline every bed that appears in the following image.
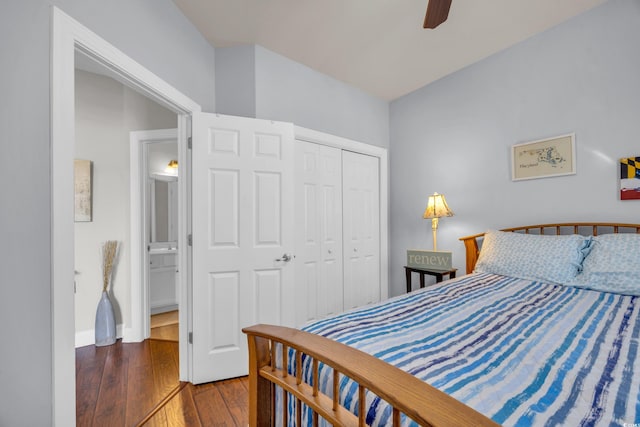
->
[243,222,640,426]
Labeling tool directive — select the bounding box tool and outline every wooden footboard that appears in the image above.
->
[243,324,498,427]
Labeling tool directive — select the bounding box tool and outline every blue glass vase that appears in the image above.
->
[95,291,116,346]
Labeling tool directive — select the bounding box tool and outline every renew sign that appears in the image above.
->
[407,250,452,270]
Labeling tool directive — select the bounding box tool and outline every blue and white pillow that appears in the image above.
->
[564,233,640,295]
[474,230,591,284]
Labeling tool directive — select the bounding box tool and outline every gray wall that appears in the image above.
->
[216,45,390,148]
[0,1,214,426]
[215,45,257,118]
[57,0,216,112]
[389,0,640,297]
[254,46,389,149]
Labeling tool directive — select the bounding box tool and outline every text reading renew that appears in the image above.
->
[407,250,452,270]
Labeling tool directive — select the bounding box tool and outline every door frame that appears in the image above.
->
[129,128,179,342]
[51,7,200,425]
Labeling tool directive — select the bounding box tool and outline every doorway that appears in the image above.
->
[130,128,180,342]
[52,8,201,424]
[74,64,179,348]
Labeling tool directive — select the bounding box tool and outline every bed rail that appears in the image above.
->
[459,222,640,274]
[243,324,498,427]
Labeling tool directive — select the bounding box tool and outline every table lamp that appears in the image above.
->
[423,192,454,251]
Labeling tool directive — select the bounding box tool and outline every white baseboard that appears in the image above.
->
[122,326,143,343]
[150,303,179,315]
[75,323,124,348]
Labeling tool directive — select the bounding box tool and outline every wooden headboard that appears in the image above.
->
[459,222,640,275]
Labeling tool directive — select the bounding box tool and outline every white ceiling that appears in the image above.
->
[172,0,608,101]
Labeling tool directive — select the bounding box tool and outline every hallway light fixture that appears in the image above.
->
[165,159,178,175]
[423,192,454,251]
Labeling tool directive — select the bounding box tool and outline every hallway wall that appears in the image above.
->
[74,70,176,346]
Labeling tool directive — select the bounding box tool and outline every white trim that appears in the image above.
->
[151,304,180,315]
[129,128,178,344]
[51,9,77,427]
[178,114,193,382]
[151,298,179,307]
[52,7,200,425]
[151,173,179,182]
[295,126,386,157]
[75,324,125,348]
[294,126,390,300]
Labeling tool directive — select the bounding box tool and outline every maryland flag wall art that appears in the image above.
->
[620,156,640,200]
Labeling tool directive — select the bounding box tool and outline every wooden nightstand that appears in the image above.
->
[405,266,457,293]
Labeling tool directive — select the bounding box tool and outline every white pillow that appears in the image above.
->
[565,233,640,295]
[474,230,591,284]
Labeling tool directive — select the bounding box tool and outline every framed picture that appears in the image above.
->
[74,159,92,222]
[620,156,640,200]
[511,133,576,181]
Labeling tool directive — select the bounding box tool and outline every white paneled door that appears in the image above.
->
[191,113,295,383]
[343,151,380,310]
[294,141,344,325]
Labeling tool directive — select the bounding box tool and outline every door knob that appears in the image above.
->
[276,253,293,262]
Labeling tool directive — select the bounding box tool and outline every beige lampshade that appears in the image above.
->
[423,193,454,219]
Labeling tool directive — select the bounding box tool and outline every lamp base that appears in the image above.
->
[431,217,439,251]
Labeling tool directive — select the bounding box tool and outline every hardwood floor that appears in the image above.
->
[76,339,248,426]
[150,310,179,342]
[150,310,179,328]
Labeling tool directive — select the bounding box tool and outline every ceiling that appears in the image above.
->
[172,0,608,101]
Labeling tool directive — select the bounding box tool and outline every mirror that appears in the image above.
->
[150,174,178,245]
[146,140,178,250]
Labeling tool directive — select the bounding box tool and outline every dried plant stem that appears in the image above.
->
[101,240,119,292]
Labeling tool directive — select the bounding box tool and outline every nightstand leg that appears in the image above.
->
[405,268,411,293]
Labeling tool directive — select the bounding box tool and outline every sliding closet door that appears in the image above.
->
[342,151,380,310]
[294,141,343,325]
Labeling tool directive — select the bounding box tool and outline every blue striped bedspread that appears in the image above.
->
[297,273,640,426]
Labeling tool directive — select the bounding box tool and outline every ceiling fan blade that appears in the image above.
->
[424,0,452,29]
